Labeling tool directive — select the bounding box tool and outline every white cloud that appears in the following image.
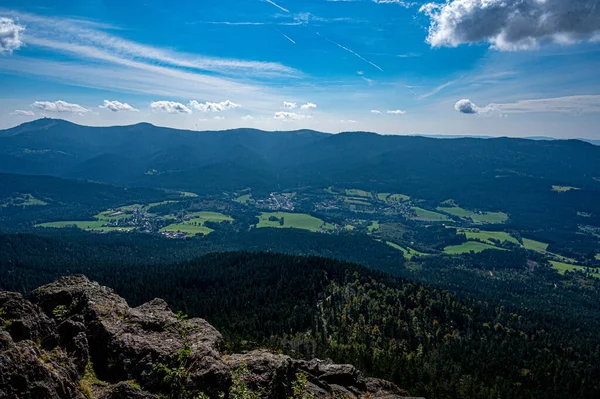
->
[10,110,35,116]
[420,0,600,51]
[0,17,24,54]
[213,116,225,120]
[373,0,415,7]
[370,110,382,114]
[496,95,600,114]
[150,101,192,114]
[189,100,241,112]
[455,95,600,115]
[31,100,89,114]
[99,100,139,112]
[283,101,298,109]
[300,102,317,110]
[11,109,35,116]
[340,119,357,123]
[274,111,312,121]
[455,99,481,114]
[387,110,406,115]
[241,115,254,121]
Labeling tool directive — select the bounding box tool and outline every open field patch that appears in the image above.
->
[552,185,580,193]
[1,194,48,208]
[437,206,508,224]
[386,241,430,260]
[36,220,133,233]
[161,212,233,237]
[235,194,253,204]
[522,238,549,252]
[344,197,372,206]
[444,241,505,255]
[411,207,450,222]
[460,230,519,245]
[549,261,599,277]
[345,189,372,198]
[367,220,380,233]
[257,212,334,232]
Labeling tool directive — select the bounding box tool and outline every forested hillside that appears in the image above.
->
[2,239,600,398]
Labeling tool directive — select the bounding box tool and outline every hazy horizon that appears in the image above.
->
[2,1,600,138]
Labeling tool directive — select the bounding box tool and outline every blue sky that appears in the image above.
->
[1,0,600,137]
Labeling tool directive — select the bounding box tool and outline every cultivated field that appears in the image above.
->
[460,230,519,245]
[552,185,580,193]
[161,212,233,237]
[522,238,549,252]
[386,241,430,260]
[437,206,508,224]
[36,220,133,233]
[257,212,334,232]
[444,241,505,255]
[411,207,450,222]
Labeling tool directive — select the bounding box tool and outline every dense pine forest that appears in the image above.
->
[2,233,600,398]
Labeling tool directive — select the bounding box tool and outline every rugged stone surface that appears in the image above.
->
[0,291,58,349]
[0,276,417,399]
[227,350,417,399]
[0,292,84,399]
[98,382,158,399]
[32,275,231,397]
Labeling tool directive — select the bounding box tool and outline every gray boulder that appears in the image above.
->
[32,275,231,397]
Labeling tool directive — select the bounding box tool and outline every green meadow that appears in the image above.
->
[411,207,450,222]
[444,241,505,255]
[522,238,549,252]
[161,212,233,236]
[378,193,410,202]
[552,185,580,193]
[549,261,599,277]
[367,220,380,233]
[36,220,133,233]
[460,230,519,245]
[344,197,372,206]
[235,194,252,204]
[257,212,334,232]
[345,189,372,198]
[437,206,508,224]
[386,241,430,260]
[1,193,48,208]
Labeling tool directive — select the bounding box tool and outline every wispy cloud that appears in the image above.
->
[283,101,297,109]
[325,38,384,72]
[280,31,296,44]
[150,101,192,114]
[4,11,297,77]
[99,100,138,112]
[420,79,459,98]
[274,111,311,120]
[31,100,89,114]
[10,110,34,116]
[455,95,600,115]
[265,0,290,13]
[387,109,406,115]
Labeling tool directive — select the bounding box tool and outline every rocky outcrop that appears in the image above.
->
[226,350,416,399]
[0,276,418,399]
[0,292,84,399]
[32,275,230,397]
